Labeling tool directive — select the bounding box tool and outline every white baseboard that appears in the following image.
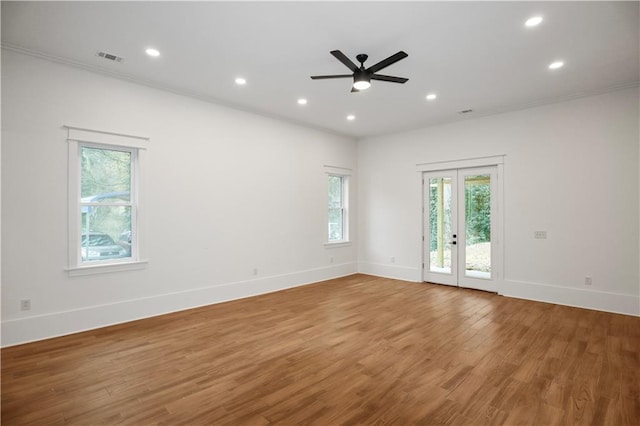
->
[357,263,639,317]
[357,261,421,282]
[5,265,636,347]
[1,262,357,347]
[501,279,639,316]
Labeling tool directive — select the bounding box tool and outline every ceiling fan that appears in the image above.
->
[311,50,409,92]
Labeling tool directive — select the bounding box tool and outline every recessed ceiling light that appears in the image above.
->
[145,48,160,57]
[548,61,564,70]
[297,98,308,105]
[235,77,247,85]
[426,93,437,101]
[525,16,543,27]
[346,115,356,121]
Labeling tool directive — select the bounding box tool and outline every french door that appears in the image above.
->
[423,167,498,292]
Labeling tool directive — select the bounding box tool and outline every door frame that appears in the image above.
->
[417,156,505,294]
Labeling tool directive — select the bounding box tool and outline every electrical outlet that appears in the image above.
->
[20,299,31,311]
[534,231,547,239]
[252,268,258,276]
[585,276,592,286]
[390,257,396,263]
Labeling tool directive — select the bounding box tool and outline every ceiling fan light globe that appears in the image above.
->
[353,80,371,90]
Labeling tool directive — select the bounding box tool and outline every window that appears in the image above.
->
[79,145,136,264]
[66,126,148,275]
[327,174,349,243]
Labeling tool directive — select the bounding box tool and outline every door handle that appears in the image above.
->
[450,241,457,245]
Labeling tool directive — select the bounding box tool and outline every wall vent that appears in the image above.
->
[96,51,123,62]
[458,109,473,114]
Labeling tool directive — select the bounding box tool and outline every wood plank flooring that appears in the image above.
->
[2,274,639,425]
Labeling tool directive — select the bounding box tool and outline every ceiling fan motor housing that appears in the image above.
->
[356,54,369,65]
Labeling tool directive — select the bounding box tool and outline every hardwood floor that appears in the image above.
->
[2,274,639,425]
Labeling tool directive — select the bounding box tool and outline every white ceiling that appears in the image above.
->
[2,1,638,138]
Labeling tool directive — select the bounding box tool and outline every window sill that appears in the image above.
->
[324,241,351,248]
[66,259,148,276]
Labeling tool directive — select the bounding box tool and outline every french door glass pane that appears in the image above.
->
[429,177,452,273]
[464,174,491,278]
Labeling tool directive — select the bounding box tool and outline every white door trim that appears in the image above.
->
[416,155,504,172]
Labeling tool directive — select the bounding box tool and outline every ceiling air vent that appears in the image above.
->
[96,51,123,63]
[458,109,473,114]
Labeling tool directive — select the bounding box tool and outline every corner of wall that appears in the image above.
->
[357,261,421,282]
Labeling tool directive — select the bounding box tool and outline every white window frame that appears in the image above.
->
[66,126,149,276]
[325,166,351,245]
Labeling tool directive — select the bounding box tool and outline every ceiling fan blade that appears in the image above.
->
[370,74,409,84]
[330,50,359,72]
[310,74,353,80]
[366,51,408,74]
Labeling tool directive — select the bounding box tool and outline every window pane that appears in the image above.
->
[429,177,453,273]
[81,205,131,261]
[328,208,343,241]
[464,174,491,278]
[328,176,343,208]
[81,146,131,201]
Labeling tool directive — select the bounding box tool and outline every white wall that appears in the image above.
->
[358,87,640,316]
[1,50,358,346]
[3,49,638,348]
